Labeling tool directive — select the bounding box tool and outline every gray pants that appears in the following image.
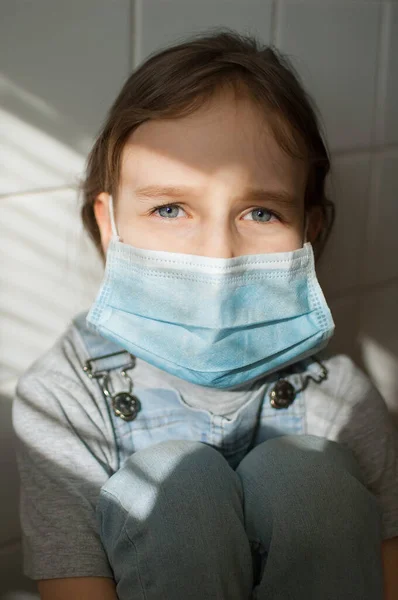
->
[96,434,383,599]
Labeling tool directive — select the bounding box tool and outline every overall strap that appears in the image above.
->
[73,311,134,373]
[73,311,139,473]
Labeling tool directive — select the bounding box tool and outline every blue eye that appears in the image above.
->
[153,204,183,219]
[150,204,279,223]
[243,208,275,223]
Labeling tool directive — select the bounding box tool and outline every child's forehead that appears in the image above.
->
[121,92,307,190]
[129,89,273,143]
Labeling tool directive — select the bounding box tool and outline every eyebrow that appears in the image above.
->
[133,184,297,206]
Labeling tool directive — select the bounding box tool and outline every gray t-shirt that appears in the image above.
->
[12,316,398,581]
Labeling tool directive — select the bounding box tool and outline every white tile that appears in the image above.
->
[327,294,362,367]
[0,394,21,545]
[276,2,381,152]
[285,0,389,2]
[138,0,273,64]
[0,0,131,195]
[317,154,371,297]
[0,541,38,599]
[280,0,388,3]
[0,189,103,390]
[0,111,85,195]
[359,281,398,426]
[362,153,398,285]
[381,4,398,145]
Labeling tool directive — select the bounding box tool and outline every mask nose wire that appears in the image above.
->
[108,195,119,238]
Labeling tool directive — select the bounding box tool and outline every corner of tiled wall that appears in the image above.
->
[272,0,398,424]
[1,1,397,597]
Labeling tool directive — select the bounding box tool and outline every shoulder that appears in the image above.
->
[302,350,396,481]
[14,309,115,397]
[13,312,115,454]
[303,352,389,434]
[315,352,375,398]
[303,352,398,540]
[13,311,119,478]
[15,312,89,409]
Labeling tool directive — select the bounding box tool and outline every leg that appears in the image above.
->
[236,434,383,600]
[96,440,253,600]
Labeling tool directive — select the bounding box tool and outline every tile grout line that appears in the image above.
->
[129,0,135,71]
[131,0,142,69]
[373,2,391,149]
[0,185,77,201]
[271,0,283,47]
[355,3,390,351]
[332,142,398,159]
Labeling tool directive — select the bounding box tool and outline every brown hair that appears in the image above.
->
[80,29,334,260]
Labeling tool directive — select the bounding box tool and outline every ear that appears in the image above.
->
[93,192,113,254]
[306,205,324,245]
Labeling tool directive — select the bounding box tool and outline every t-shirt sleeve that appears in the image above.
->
[12,361,116,581]
[308,355,398,541]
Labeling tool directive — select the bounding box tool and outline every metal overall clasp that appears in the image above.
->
[269,358,329,409]
[83,351,141,421]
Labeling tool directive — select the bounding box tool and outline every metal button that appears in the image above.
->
[269,379,296,409]
[112,392,141,421]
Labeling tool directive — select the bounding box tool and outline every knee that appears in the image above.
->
[238,434,365,486]
[237,435,381,547]
[98,439,242,519]
[96,440,246,564]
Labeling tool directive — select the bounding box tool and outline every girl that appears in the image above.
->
[12,30,398,600]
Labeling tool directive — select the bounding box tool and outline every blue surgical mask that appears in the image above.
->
[86,196,334,389]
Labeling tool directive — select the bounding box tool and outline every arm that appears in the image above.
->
[38,577,118,600]
[382,537,398,600]
[12,356,118,582]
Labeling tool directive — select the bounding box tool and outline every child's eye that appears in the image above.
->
[242,208,279,223]
[149,204,280,223]
[150,203,185,219]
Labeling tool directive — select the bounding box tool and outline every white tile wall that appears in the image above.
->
[382,4,398,145]
[317,154,372,296]
[137,0,273,64]
[359,280,398,424]
[327,294,362,368]
[0,189,103,391]
[0,542,37,599]
[1,0,397,597]
[362,151,398,285]
[0,0,131,196]
[0,395,21,545]
[275,2,381,152]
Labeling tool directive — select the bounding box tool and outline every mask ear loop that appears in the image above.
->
[108,195,120,240]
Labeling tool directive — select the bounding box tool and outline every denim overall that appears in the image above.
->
[74,312,384,600]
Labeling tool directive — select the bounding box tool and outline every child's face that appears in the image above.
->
[95,90,315,257]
